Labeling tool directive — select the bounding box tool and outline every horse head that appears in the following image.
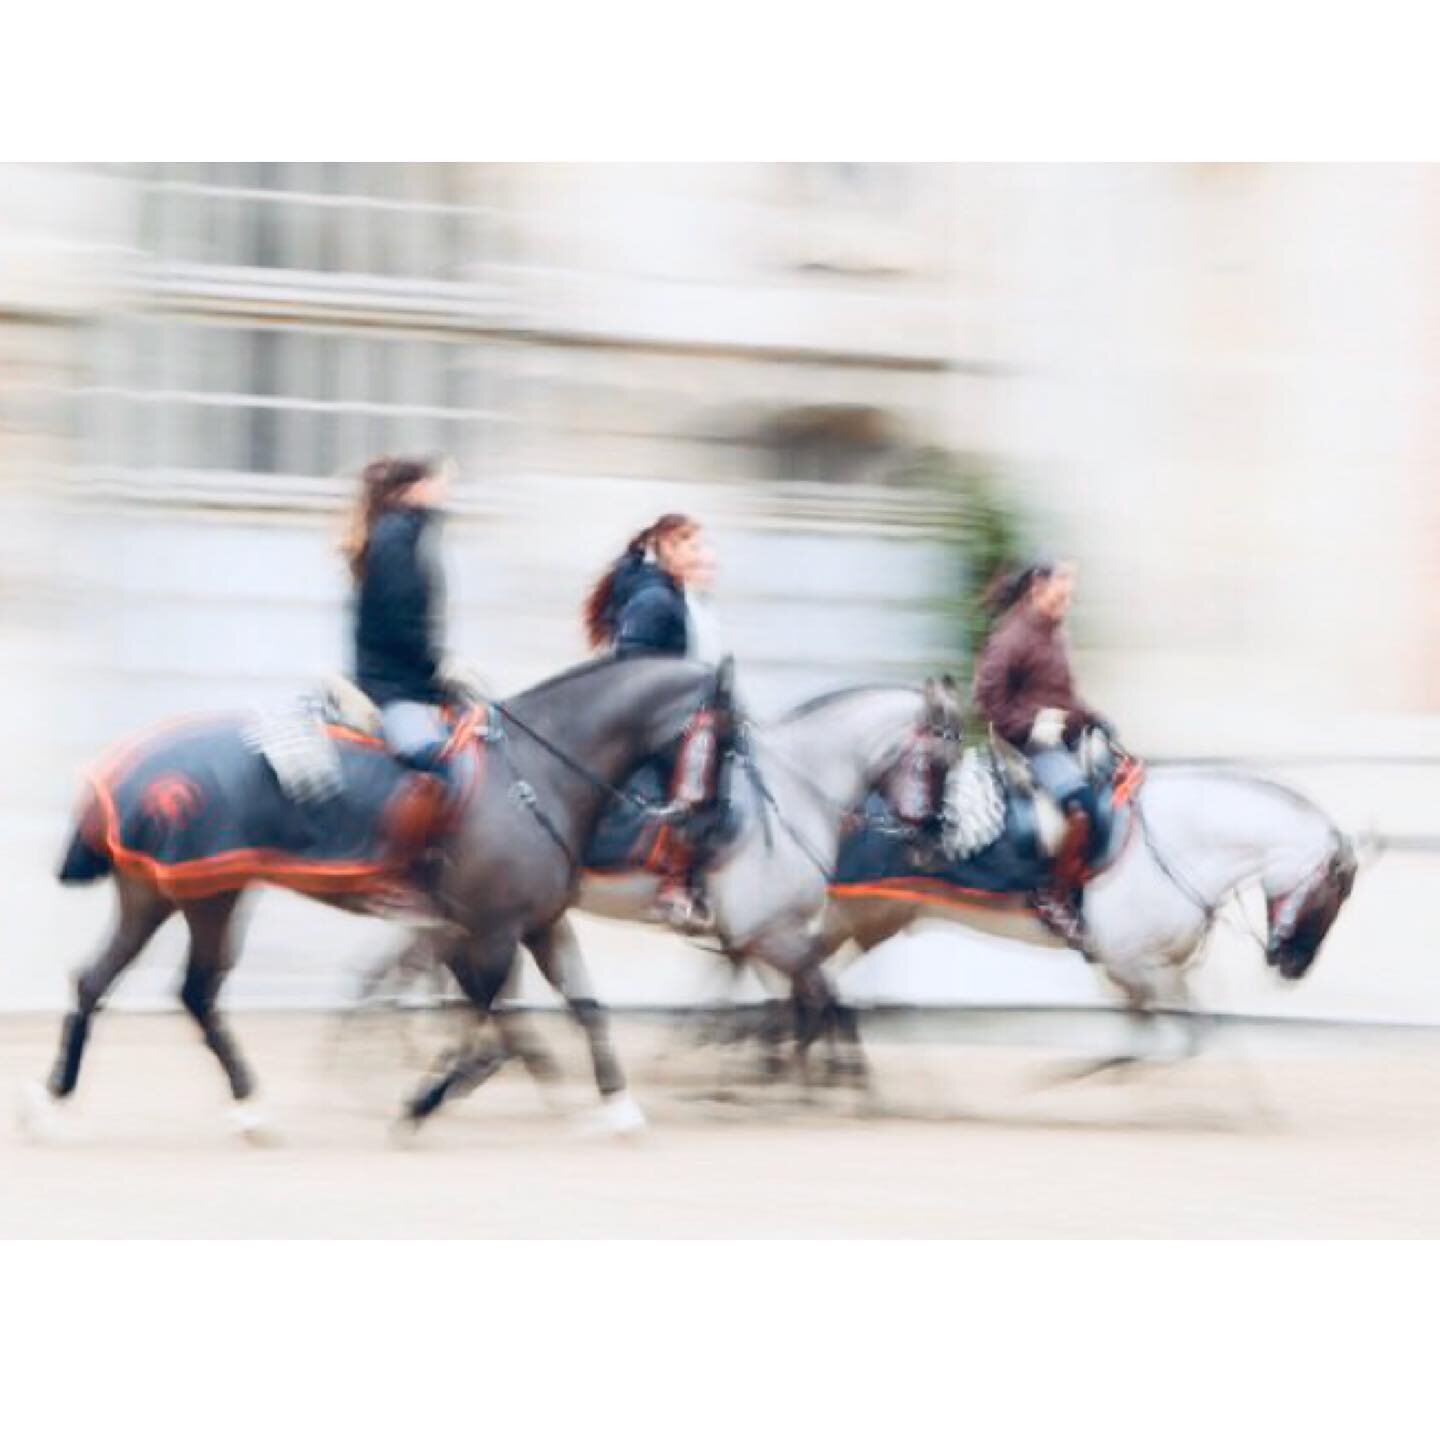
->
[1265,833,1358,980]
[711,654,739,724]
[876,675,967,827]
[921,674,966,767]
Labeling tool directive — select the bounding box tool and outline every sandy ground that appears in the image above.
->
[6,1008,1440,1239]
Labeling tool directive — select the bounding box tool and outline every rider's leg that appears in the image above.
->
[379,703,462,900]
[1030,747,1099,861]
[380,701,453,783]
[1027,746,1095,942]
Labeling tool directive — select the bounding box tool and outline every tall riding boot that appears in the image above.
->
[1031,806,1091,948]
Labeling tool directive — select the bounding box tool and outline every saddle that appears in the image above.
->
[240,680,488,901]
[982,726,1131,864]
[833,731,1143,903]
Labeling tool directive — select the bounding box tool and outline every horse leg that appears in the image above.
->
[790,967,837,1090]
[1166,967,1280,1126]
[785,918,871,1096]
[353,930,438,1009]
[473,929,560,1097]
[21,876,175,1136]
[829,997,872,1091]
[174,892,277,1144]
[1039,963,1163,1086]
[738,924,849,1097]
[527,917,646,1135]
[401,930,519,1131]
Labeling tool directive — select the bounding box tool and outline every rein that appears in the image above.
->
[742,719,925,879]
[1136,799,1219,925]
[735,740,834,879]
[487,701,657,815]
[482,691,734,870]
[1135,789,1335,955]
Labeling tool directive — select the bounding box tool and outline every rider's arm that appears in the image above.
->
[614,587,684,658]
[367,518,441,673]
[973,628,1037,748]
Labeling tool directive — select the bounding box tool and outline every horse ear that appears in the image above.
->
[713,654,736,705]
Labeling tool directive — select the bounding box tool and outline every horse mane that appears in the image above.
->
[1149,767,1339,833]
[774,683,920,726]
[505,654,706,707]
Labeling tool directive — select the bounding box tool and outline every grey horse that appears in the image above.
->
[364,678,967,1121]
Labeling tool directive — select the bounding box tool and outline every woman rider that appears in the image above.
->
[583,513,720,926]
[583,512,718,662]
[341,454,460,790]
[972,558,1112,945]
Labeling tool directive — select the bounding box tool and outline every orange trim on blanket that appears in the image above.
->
[325,723,387,749]
[79,709,491,903]
[828,879,1029,912]
[86,772,399,899]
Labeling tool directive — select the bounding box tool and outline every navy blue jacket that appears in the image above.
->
[353,507,446,707]
[611,557,689,658]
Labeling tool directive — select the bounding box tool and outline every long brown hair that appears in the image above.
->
[583,512,697,651]
[981,559,1057,620]
[340,455,441,582]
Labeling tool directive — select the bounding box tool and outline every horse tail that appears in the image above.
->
[57,797,112,885]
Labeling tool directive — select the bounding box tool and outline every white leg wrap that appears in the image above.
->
[16,1081,69,1144]
[226,1101,282,1146]
[577,1089,648,1138]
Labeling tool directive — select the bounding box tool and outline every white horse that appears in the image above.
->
[816,767,1360,1071]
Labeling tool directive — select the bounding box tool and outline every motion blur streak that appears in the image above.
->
[0,163,1434,1028]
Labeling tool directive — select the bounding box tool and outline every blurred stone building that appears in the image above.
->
[3,162,1437,754]
[3,164,972,745]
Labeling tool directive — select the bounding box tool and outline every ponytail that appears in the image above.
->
[340,455,439,582]
[583,512,696,651]
[982,560,1056,620]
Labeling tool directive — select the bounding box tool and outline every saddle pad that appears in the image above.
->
[584,759,670,873]
[831,791,1136,905]
[73,713,466,901]
[833,794,1045,898]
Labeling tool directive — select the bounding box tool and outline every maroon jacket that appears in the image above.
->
[972,605,1096,750]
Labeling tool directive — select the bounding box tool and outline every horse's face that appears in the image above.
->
[1266,839,1357,980]
[921,675,966,768]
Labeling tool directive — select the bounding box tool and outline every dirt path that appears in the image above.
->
[6,1011,1440,1238]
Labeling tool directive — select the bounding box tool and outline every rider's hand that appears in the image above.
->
[1086,712,1118,742]
[1030,708,1067,749]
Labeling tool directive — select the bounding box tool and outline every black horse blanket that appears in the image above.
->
[831,772,1140,911]
[61,712,479,901]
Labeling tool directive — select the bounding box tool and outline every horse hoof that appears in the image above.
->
[16,1081,68,1144]
[389,1114,424,1149]
[227,1102,283,1147]
[577,1091,648,1139]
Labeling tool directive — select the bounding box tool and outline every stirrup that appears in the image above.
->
[651,884,713,935]
[1030,890,1087,948]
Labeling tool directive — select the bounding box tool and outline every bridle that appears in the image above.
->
[478,680,739,869]
[1137,796,1351,959]
[741,698,962,878]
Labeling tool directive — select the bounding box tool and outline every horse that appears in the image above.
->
[20,655,732,1143]
[812,765,1360,1074]
[357,678,967,1101]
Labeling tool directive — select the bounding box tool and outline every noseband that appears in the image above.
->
[1266,844,1354,953]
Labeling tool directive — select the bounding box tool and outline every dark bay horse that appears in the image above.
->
[361,680,966,1107]
[22,656,730,1142]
